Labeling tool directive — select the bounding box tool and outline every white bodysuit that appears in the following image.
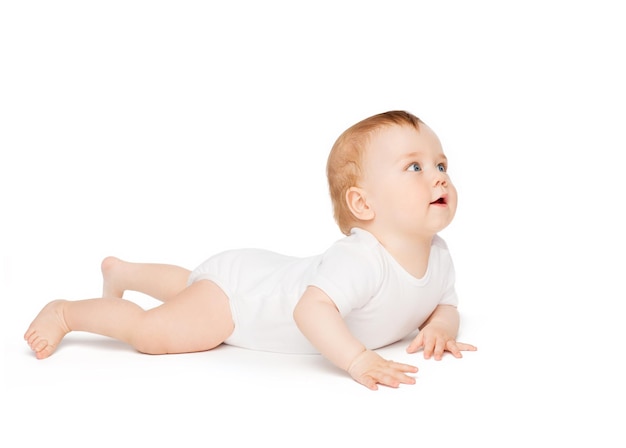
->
[188,228,458,354]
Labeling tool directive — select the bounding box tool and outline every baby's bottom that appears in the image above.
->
[24,280,234,359]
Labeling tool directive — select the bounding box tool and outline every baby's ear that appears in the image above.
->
[345,187,375,222]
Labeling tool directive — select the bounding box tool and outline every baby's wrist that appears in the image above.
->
[346,347,369,374]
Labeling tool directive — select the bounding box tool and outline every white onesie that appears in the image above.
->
[188,228,458,354]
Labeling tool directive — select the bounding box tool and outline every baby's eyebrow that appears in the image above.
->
[397,151,447,164]
[397,151,423,163]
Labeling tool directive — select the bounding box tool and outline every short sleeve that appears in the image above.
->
[433,236,459,307]
[308,238,383,317]
[439,264,458,307]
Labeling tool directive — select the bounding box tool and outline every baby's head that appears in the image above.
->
[327,110,456,237]
[327,110,422,235]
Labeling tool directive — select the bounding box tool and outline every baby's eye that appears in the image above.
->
[437,163,447,172]
[407,163,421,172]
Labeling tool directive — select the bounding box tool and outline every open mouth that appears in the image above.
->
[430,196,447,205]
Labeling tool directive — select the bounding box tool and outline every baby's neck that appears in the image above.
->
[389,239,432,279]
[368,229,433,279]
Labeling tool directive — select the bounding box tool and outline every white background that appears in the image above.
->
[1,1,625,446]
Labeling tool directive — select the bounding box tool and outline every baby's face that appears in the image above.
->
[359,124,457,238]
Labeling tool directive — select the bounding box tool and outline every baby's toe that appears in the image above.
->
[25,332,39,350]
[24,328,35,342]
[34,339,55,359]
[33,338,48,352]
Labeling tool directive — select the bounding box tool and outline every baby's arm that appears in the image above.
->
[293,286,418,390]
[406,304,477,359]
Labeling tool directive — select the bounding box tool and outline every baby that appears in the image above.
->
[24,110,476,390]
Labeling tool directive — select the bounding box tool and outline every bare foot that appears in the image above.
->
[24,300,71,359]
[101,256,125,298]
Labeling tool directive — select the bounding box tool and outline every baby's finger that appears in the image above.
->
[390,361,419,374]
[456,342,478,352]
[445,340,464,358]
[375,368,417,388]
[432,339,447,360]
[406,333,424,353]
[358,375,379,391]
[360,363,418,389]
[422,338,436,359]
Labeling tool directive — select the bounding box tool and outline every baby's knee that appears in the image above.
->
[101,256,122,275]
[132,337,169,355]
[127,317,169,355]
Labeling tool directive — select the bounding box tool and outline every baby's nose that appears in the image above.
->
[433,171,447,187]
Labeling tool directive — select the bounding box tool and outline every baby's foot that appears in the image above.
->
[101,256,125,298]
[24,300,70,359]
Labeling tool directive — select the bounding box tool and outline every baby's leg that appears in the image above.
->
[24,280,233,359]
[101,256,191,301]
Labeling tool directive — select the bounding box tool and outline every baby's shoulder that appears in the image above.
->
[319,230,385,275]
[325,228,383,259]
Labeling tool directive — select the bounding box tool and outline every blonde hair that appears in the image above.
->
[327,110,422,235]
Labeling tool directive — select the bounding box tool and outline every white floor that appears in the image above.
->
[2,276,623,447]
[2,2,625,447]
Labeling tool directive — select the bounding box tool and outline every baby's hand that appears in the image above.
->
[347,349,418,391]
[406,324,477,360]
